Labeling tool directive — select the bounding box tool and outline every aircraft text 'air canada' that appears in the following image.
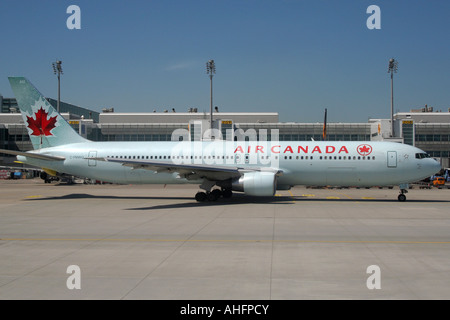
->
[233,145,353,155]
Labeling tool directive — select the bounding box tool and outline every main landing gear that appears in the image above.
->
[195,188,233,202]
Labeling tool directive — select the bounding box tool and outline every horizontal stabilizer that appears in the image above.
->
[0,149,65,161]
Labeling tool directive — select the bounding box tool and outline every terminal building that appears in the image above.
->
[1,94,449,168]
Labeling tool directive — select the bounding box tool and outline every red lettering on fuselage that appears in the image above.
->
[338,146,349,154]
[326,146,335,153]
[298,146,308,153]
[312,146,322,154]
[284,146,294,153]
[271,145,281,153]
[234,146,244,153]
[233,145,351,154]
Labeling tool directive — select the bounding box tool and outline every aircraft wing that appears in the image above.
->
[90,157,282,181]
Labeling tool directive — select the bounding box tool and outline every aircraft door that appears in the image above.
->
[387,151,397,168]
[88,151,97,167]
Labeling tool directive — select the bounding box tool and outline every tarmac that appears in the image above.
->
[1,179,450,300]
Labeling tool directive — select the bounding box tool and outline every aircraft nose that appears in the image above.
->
[431,158,442,174]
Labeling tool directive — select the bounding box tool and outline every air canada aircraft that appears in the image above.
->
[0,77,441,202]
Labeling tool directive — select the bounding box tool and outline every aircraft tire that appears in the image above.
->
[207,192,219,201]
[211,189,222,198]
[195,192,207,202]
[398,194,406,202]
[222,189,233,198]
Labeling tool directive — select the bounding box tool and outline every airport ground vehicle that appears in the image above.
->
[433,177,446,187]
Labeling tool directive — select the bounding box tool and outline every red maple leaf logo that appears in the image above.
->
[26,107,57,136]
[357,144,373,156]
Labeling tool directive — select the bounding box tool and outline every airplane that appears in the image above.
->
[0,77,442,202]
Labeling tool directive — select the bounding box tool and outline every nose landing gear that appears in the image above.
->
[398,184,409,201]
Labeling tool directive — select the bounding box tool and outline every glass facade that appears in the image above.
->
[1,122,448,145]
[413,123,450,161]
[402,120,415,146]
[0,96,19,113]
[46,98,100,122]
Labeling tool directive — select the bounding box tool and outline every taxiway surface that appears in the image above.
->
[1,179,450,299]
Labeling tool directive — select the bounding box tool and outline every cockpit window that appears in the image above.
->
[415,153,430,159]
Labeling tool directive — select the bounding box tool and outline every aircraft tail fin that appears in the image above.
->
[8,77,88,149]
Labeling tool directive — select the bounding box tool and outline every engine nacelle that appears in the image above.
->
[231,171,277,196]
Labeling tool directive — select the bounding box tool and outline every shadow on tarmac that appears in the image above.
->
[24,192,450,211]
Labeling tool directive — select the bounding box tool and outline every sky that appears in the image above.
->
[0,0,449,123]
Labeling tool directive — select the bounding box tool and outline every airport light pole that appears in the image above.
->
[52,60,63,113]
[206,60,216,132]
[388,58,398,137]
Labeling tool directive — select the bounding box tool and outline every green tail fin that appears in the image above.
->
[8,77,88,149]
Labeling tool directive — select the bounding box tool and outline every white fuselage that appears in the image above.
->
[18,140,441,188]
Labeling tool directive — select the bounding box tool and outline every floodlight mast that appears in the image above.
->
[206,60,216,132]
[388,58,398,137]
[52,60,63,113]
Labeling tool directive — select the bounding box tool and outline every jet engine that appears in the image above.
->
[231,171,277,196]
